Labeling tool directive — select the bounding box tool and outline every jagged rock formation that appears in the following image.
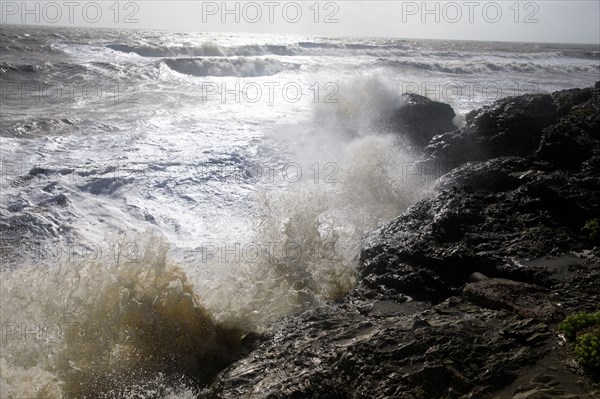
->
[201,83,600,399]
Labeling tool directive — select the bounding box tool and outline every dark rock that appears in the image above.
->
[550,86,594,115]
[423,93,558,169]
[468,272,489,282]
[390,93,456,148]
[202,301,544,399]
[202,83,600,398]
[359,168,600,302]
[421,84,600,174]
[360,83,600,305]
[433,156,549,193]
[536,85,600,172]
[502,319,552,346]
[463,278,561,322]
[362,261,449,302]
[466,93,556,141]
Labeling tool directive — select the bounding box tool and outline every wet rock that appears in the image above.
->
[359,179,585,302]
[463,278,561,322]
[502,319,552,347]
[422,83,600,174]
[536,86,600,172]
[203,301,543,399]
[550,86,594,115]
[423,93,558,169]
[203,83,600,398]
[433,157,550,193]
[390,93,456,148]
[361,86,600,300]
[468,272,489,282]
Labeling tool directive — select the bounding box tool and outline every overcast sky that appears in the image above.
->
[1,1,599,43]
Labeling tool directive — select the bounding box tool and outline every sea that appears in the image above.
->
[0,24,599,398]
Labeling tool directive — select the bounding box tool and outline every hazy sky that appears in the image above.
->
[1,1,599,43]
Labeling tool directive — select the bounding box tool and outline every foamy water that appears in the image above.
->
[1,25,599,397]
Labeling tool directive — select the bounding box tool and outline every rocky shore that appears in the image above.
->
[201,83,600,398]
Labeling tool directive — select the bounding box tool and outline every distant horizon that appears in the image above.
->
[1,1,599,45]
[2,22,599,47]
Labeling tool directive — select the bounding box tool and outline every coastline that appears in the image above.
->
[203,82,600,398]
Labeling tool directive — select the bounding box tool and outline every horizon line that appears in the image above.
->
[2,22,599,46]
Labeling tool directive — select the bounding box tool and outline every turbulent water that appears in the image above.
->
[0,24,598,398]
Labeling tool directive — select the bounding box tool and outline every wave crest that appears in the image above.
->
[107,42,225,57]
[164,57,286,77]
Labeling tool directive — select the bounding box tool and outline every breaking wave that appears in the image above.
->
[0,75,431,397]
[107,42,225,57]
[384,59,600,74]
[0,61,89,77]
[0,233,243,399]
[201,76,430,328]
[106,41,411,58]
[163,57,287,77]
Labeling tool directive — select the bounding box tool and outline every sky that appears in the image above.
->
[1,1,599,44]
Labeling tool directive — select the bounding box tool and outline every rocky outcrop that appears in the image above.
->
[422,83,599,172]
[203,301,555,399]
[203,271,600,398]
[361,82,600,305]
[202,83,600,398]
[390,93,456,148]
[359,164,600,302]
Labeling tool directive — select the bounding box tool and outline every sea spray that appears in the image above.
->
[0,233,242,398]
[0,76,435,397]
[199,76,430,329]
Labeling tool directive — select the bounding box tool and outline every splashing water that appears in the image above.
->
[200,76,431,329]
[0,233,243,398]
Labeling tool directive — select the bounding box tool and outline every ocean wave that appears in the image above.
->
[298,41,408,51]
[0,59,157,89]
[164,57,287,77]
[107,42,225,57]
[0,233,244,398]
[422,50,566,61]
[227,44,299,56]
[234,41,407,56]
[0,61,54,74]
[0,60,96,80]
[384,59,600,74]
[108,42,302,58]
[200,77,428,328]
[583,50,600,58]
[107,41,412,58]
[2,116,78,138]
